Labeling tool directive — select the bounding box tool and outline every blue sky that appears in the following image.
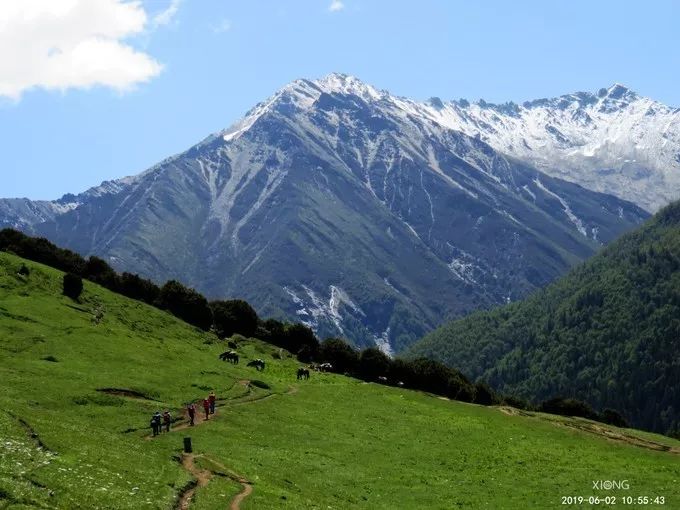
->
[2,0,679,200]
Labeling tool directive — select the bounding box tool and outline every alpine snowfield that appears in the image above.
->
[405,84,680,212]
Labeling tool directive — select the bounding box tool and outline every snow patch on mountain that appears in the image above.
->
[316,73,384,101]
[445,243,490,285]
[374,327,393,357]
[533,178,587,237]
[284,284,364,336]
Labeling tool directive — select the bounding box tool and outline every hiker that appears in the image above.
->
[202,398,210,420]
[151,412,161,436]
[163,410,171,432]
[187,403,196,426]
[209,391,216,414]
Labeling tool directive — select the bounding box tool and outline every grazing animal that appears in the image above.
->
[378,376,388,384]
[228,341,238,349]
[219,351,239,364]
[397,381,405,387]
[319,362,333,372]
[247,359,265,371]
[297,368,310,380]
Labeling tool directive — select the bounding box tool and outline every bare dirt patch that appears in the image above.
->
[559,420,680,454]
[97,388,158,401]
[8,412,56,453]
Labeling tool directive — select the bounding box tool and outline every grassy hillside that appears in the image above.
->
[407,201,680,435]
[1,251,679,509]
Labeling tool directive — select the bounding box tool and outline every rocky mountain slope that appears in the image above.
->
[0,74,648,351]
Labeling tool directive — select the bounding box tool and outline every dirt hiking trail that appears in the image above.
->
[498,406,680,455]
[151,380,298,508]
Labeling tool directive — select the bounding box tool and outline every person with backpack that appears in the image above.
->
[162,410,171,432]
[209,391,216,414]
[202,398,210,420]
[187,402,196,426]
[151,412,161,436]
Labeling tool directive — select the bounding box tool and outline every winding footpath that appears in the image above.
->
[176,454,211,510]
[151,380,298,510]
[497,406,680,454]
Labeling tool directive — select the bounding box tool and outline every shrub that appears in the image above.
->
[319,338,360,373]
[502,395,531,410]
[62,273,83,301]
[600,408,629,428]
[451,379,475,403]
[285,323,319,359]
[17,264,30,276]
[392,357,472,398]
[42,355,58,362]
[0,229,84,274]
[473,381,497,406]
[258,319,287,347]
[358,347,391,380]
[539,397,599,420]
[250,380,270,390]
[84,256,119,289]
[210,299,259,338]
[295,344,316,363]
[156,280,212,330]
[119,272,160,304]
[228,333,247,344]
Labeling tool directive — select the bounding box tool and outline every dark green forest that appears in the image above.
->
[408,201,680,435]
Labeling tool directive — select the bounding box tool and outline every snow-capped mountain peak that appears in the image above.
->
[212,75,680,211]
[313,72,384,101]
[13,74,677,216]
[602,82,635,99]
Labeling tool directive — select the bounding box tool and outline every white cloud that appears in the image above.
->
[153,0,182,27]
[329,0,344,12]
[212,18,231,34]
[0,0,164,99]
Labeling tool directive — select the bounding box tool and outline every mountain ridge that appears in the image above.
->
[397,80,679,212]
[0,74,650,351]
[6,74,677,211]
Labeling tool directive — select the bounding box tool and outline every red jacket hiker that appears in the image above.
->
[162,411,171,432]
[202,398,210,420]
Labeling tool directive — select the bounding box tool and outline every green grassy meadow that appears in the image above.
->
[0,251,678,509]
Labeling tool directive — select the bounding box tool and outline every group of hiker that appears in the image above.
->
[150,391,217,435]
[149,410,172,436]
